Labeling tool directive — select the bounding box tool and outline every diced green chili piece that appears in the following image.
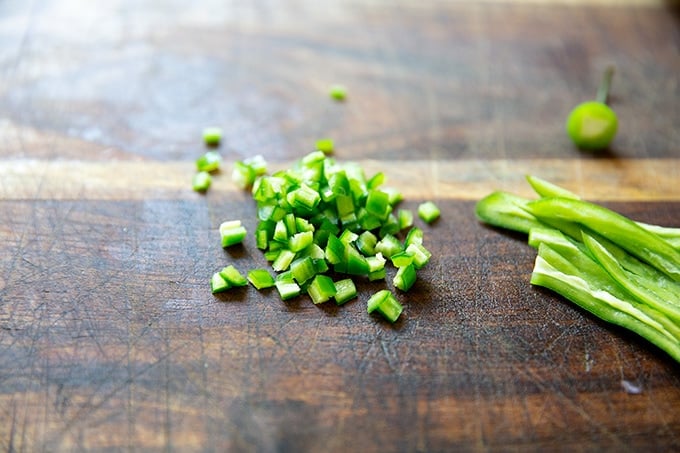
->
[255,203,273,221]
[202,127,222,146]
[320,184,335,202]
[264,249,280,262]
[367,289,403,323]
[196,151,222,172]
[358,210,382,231]
[275,280,301,301]
[295,217,314,233]
[283,212,297,236]
[356,230,378,256]
[333,261,348,274]
[220,220,247,248]
[272,249,296,272]
[307,275,337,304]
[255,220,274,250]
[398,209,414,230]
[313,218,339,247]
[391,251,414,268]
[232,161,257,189]
[313,258,329,274]
[247,269,276,290]
[210,272,230,294]
[346,245,369,275]
[255,228,268,250]
[405,243,431,269]
[368,268,386,281]
[220,265,248,287]
[367,172,385,190]
[329,84,347,101]
[299,243,325,261]
[383,187,403,205]
[366,253,386,273]
[365,189,391,220]
[367,289,388,312]
[315,138,334,154]
[302,150,326,166]
[253,176,284,203]
[375,234,402,258]
[325,234,345,265]
[291,256,317,285]
[418,201,440,224]
[404,227,424,247]
[244,154,268,176]
[379,213,400,237]
[192,171,212,192]
[289,230,314,252]
[339,229,358,245]
[394,264,417,291]
[329,171,350,196]
[276,270,294,282]
[334,279,357,305]
[290,184,321,210]
[335,194,356,223]
[273,219,288,243]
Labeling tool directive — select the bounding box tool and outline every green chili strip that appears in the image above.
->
[531,244,680,363]
[527,197,680,281]
[477,174,680,363]
[582,232,680,324]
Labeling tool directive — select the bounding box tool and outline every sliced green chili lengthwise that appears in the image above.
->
[526,197,680,282]
[476,175,680,364]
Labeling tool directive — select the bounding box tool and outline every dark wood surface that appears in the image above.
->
[1,0,679,451]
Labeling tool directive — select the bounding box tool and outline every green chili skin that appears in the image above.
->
[527,197,680,282]
[477,175,680,363]
[582,232,680,324]
[526,175,580,200]
[532,244,680,363]
[525,175,680,250]
[475,191,579,237]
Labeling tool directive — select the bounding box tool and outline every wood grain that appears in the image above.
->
[1,157,679,202]
[1,0,679,451]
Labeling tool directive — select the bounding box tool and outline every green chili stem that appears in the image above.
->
[596,65,615,104]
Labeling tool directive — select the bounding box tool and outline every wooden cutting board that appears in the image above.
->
[1,0,678,451]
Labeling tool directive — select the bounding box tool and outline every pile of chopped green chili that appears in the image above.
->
[210,150,439,323]
[475,175,680,363]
